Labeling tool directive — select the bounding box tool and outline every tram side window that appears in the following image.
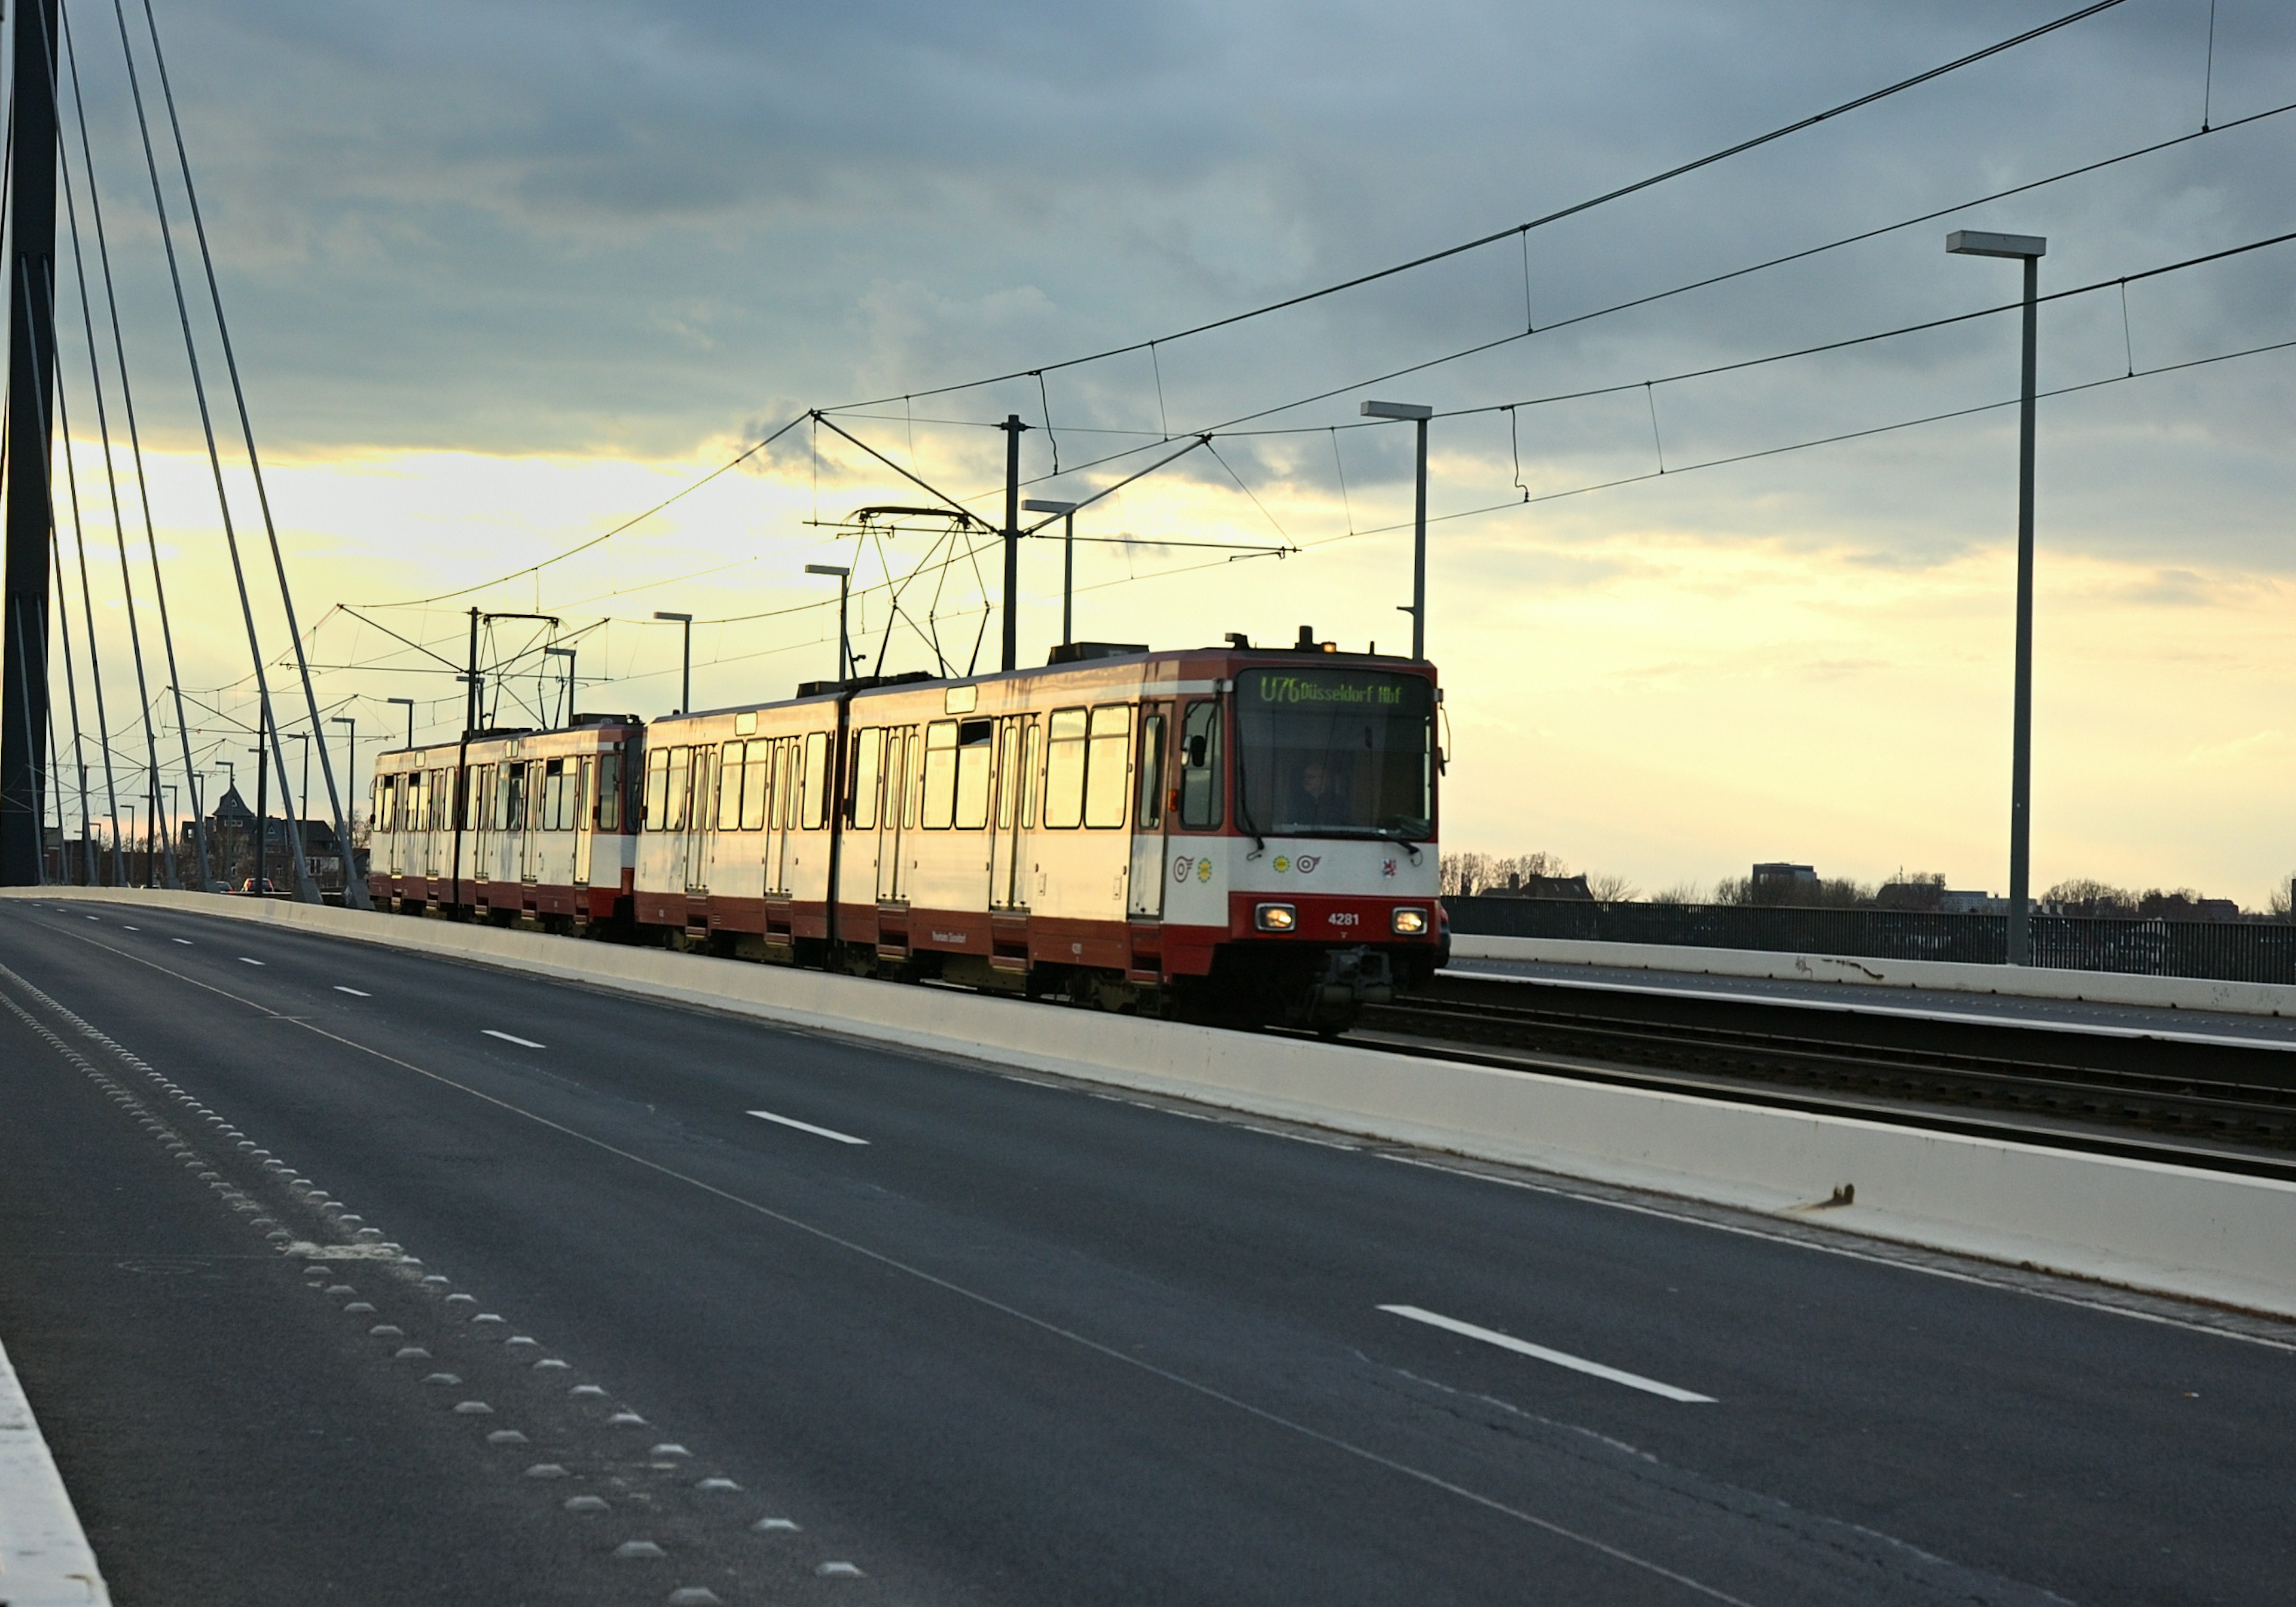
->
[1043,708,1087,829]
[1136,712,1167,831]
[801,731,829,829]
[921,721,957,829]
[1178,700,1222,830]
[665,748,691,832]
[378,776,396,833]
[642,750,668,830]
[576,758,594,832]
[954,720,993,830]
[1084,705,1132,829]
[1019,720,1042,830]
[739,740,770,831]
[899,728,920,829]
[851,729,882,830]
[718,743,744,832]
[544,759,567,831]
[410,772,428,834]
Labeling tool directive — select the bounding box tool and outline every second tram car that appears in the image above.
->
[370,637,1440,1028]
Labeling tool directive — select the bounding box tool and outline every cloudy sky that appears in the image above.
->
[31,0,2296,900]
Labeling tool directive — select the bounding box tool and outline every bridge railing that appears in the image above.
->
[1445,897,2296,985]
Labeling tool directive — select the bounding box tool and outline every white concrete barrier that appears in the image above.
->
[0,1334,109,1605]
[1452,931,2296,1018]
[13,886,2296,1319]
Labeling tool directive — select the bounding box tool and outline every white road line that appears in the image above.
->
[747,1109,869,1146]
[121,925,138,931]
[238,957,265,967]
[1378,1304,1715,1403]
[170,937,192,945]
[483,1029,545,1049]
[334,986,371,997]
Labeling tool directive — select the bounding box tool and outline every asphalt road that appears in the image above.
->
[2,899,2291,1606]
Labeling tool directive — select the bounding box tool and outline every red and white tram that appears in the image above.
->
[370,637,1442,1028]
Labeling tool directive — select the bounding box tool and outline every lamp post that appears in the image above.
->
[387,695,416,748]
[654,612,694,713]
[802,566,852,682]
[1360,400,1433,660]
[1022,499,1080,648]
[544,647,577,726]
[1947,228,2047,966]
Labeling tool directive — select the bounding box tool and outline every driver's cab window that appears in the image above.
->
[1178,700,1222,830]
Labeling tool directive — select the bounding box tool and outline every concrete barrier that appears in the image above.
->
[0,1334,109,1605]
[13,886,2296,1319]
[1452,931,2296,1018]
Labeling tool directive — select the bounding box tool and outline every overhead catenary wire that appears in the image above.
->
[826,0,2132,411]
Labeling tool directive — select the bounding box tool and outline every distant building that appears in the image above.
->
[181,785,352,893]
[1938,889,2001,915]
[1484,872,1593,901]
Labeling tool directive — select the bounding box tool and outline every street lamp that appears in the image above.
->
[386,695,416,748]
[544,647,577,726]
[1360,400,1434,661]
[1947,228,2047,966]
[1022,499,1080,648]
[331,716,358,824]
[654,612,694,713]
[803,565,853,682]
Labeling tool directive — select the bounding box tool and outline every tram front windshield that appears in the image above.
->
[1234,668,1433,840]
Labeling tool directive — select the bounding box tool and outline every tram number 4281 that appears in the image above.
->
[1327,912,1359,928]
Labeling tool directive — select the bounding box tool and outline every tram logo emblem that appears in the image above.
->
[1294,855,1320,875]
[1197,859,1213,883]
[1273,856,1290,873]
[1173,856,1194,883]
[1382,859,1397,878]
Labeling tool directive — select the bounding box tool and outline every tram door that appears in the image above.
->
[989,716,1036,910]
[572,757,594,887]
[686,747,715,893]
[1126,705,1171,919]
[762,740,792,896]
[876,727,911,903]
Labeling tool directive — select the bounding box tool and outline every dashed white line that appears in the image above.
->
[121,925,139,931]
[746,1109,869,1146]
[334,986,371,997]
[237,957,265,967]
[483,1029,545,1049]
[170,938,192,946]
[1378,1304,1715,1403]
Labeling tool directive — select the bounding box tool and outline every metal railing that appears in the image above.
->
[1446,897,2296,985]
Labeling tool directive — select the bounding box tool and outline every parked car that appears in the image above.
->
[236,878,279,894]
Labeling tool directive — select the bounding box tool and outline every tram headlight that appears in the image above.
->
[1391,906,1429,936]
[1254,903,1297,933]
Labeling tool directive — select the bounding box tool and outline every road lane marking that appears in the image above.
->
[171,938,192,945]
[747,1109,869,1146]
[1378,1305,1715,1403]
[238,957,265,967]
[121,925,138,931]
[335,986,371,997]
[483,1029,545,1049]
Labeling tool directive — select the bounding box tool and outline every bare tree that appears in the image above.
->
[1586,872,1638,903]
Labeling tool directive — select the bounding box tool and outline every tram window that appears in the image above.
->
[1178,701,1222,830]
[1084,705,1131,829]
[955,720,993,830]
[412,772,429,834]
[851,729,882,830]
[715,743,742,832]
[996,725,1017,831]
[500,766,522,832]
[375,776,395,833]
[599,751,625,832]
[900,728,920,830]
[921,721,958,829]
[1136,713,1167,831]
[643,750,669,830]
[575,757,593,833]
[542,759,564,831]
[664,748,689,831]
[737,740,767,831]
[1019,720,1042,830]
[801,731,829,829]
[1043,708,1088,829]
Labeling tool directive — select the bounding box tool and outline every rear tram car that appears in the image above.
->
[370,638,1441,1028]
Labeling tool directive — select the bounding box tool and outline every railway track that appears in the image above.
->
[1351,970,2296,1180]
